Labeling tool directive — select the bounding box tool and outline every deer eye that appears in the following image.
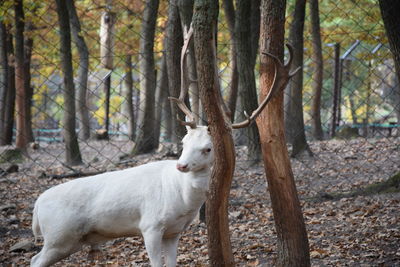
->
[202,148,212,155]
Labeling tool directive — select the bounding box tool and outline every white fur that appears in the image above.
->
[31,126,213,267]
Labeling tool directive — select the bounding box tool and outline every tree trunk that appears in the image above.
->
[285,0,311,157]
[24,14,34,143]
[166,0,185,142]
[331,43,341,137]
[100,9,115,139]
[133,0,159,155]
[309,0,324,140]
[222,0,239,122]
[14,0,28,150]
[154,54,169,148]
[123,54,135,140]
[257,0,310,266]
[1,28,15,146]
[235,0,262,163]
[250,0,261,67]
[66,0,91,140]
[193,1,235,265]
[378,0,400,124]
[55,0,83,166]
[0,22,7,144]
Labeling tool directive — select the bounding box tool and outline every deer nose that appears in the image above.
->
[176,163,189,172]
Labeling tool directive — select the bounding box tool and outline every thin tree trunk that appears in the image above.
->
[24,14,34,143]
[14,0,28,150]
[166,0,185,142]
[133,0,159,155]
[154,54,168,148]
[235,0,261,163]
[55,0,83,165]
[331,43,341,137]
[285,0,311,157]
[378,0,400,124]
[257,0,310,266]
[250,0,261,67]
[66,0,90,140]
[2,29,15,145]
[163,92,173,141]
[222,0,239,121]
[0,22,7,143]
[193,1,235,265]
[309,0,324,140]
[123,54,135,140]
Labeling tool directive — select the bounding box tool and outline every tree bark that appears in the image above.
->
[133,0,159,154]
[55,0,83,165]
[222,0,239,122]
[14,0,29,150]
[123,54,135,140]
[235,0,262,163]
[257,0,310,266]
[309,0,324,140]
[331,43,340,137]
[154,54,169,148]
[285,0,311,157]
[193,1,235,265]
[166,0,185,142]
[378,0,400,123]
[1,28,15,145]
[0,22,7,144]
[24,12,34,143]
[66,0,91,140]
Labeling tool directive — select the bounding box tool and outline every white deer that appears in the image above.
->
[30,125,213,267]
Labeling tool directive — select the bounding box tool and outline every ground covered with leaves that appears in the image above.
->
[1,137,399,266]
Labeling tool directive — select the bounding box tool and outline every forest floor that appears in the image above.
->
[0,137,399,266]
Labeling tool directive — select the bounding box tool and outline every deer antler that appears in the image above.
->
[168,24,197,129]
[232,43,301,129]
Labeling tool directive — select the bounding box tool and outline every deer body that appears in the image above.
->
[31,126,213,267]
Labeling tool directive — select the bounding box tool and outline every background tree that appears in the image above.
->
[154,54,168,148]
[133,0,160,154]
[166,0,185,143]
[14,0,29,150]
[222,0,238,122]
[378,0,400,123]
[235,0,262,163]
[256,0,310,265]
[309,0,324,140]
[123,54,136,140]
[23,3,35,143]
[66,0,90,140]
[284,0,311,157]
[0,21,8,144]
[55,0,83,165]
[100,3,116,139]
[193,0,235,265]
[0,24,15,146]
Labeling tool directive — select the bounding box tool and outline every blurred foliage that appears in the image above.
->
[0,0,395,132]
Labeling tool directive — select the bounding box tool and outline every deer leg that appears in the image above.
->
[162,235,180,267]
[143,230,163,267]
